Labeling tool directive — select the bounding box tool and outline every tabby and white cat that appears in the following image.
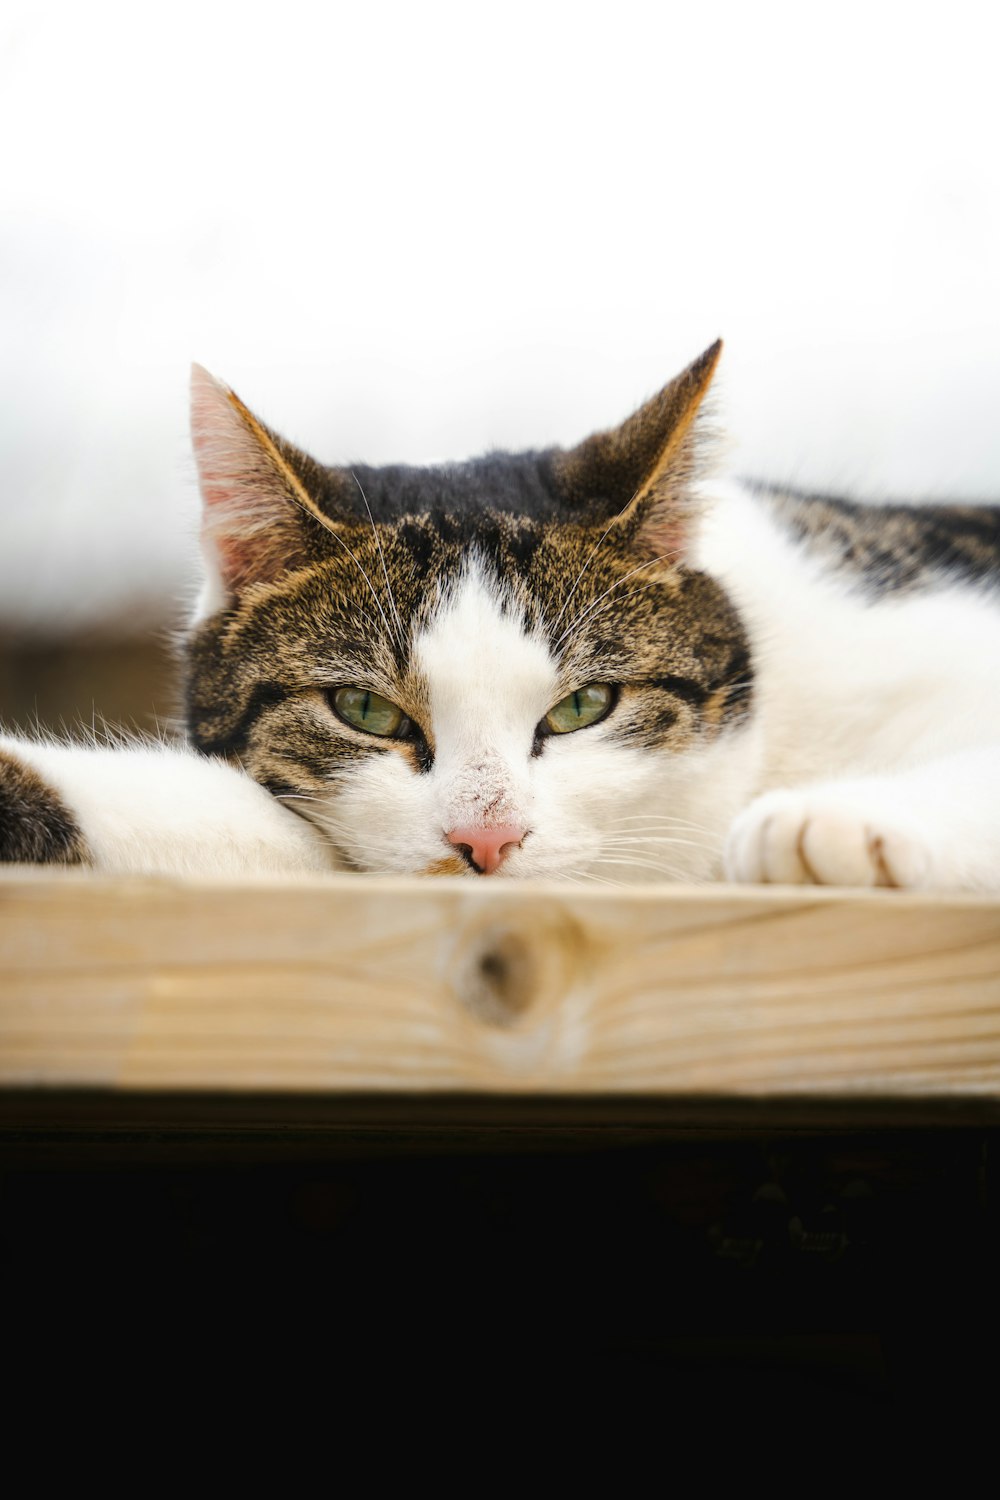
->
[2,342,998,890]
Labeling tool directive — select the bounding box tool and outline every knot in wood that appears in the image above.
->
[450,908,580,1030]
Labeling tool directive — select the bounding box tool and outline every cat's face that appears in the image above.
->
[186,344,754,880]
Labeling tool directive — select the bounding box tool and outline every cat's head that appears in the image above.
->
[185,342,754,880]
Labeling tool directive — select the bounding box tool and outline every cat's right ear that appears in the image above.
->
[548,340,722,562]
[190,365,345,607]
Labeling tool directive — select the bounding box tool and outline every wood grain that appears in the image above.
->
[1,870,998,1097]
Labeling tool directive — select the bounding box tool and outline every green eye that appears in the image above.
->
[544,683,615,734]
[332,687,407,737]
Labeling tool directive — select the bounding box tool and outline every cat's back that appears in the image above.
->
[696,479,1000,782]
[747,483,1000,595]
[698,475,1000,609]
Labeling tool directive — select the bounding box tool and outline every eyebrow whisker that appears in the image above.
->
[352,470,408,657]
[555,548,682,650]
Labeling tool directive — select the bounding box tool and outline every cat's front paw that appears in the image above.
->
[725,788,932,889]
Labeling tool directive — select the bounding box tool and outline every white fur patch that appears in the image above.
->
[697,480,1000,780]
[698,480,1000,889]
[1,735,339,877]
[413,566,555,832]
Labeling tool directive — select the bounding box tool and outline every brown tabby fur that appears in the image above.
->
[0,750,89,865]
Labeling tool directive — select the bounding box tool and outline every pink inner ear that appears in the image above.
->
[190,364,251,513]
[636,505,690,565]
[189,363,299,595]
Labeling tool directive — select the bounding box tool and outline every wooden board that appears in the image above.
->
[1,869,999,1099]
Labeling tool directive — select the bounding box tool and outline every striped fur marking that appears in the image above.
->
[0,750,90,865]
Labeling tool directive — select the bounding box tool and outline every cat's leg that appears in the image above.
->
[0,736,340,877]
[725,745,1000,893]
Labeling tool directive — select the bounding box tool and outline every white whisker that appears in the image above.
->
[570,868,628,889]
[558,569,687,647]
[592,854,705,882]
[352,470,407,655]
[317,516,401,651]
[548,485,642,637]
[602,814,724,836]
[600,835,718,853]
[555,548,682,649]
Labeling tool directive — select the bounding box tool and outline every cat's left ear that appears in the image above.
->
[550,339,722,561]
[190,365,352,609]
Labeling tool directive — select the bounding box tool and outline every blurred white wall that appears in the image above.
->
[2,0,998,637]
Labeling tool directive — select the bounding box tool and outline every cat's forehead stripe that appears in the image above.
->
[412,567,558,728]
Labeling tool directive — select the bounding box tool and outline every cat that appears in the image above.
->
[2,340,999,890]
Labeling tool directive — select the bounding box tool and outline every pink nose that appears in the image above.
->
[445,824,527,875]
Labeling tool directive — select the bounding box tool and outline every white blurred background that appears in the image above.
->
[2,0,999,645]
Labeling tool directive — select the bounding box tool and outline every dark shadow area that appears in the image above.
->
[3,1098,996,1410]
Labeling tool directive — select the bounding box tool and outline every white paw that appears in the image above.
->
[725,788,932,890]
